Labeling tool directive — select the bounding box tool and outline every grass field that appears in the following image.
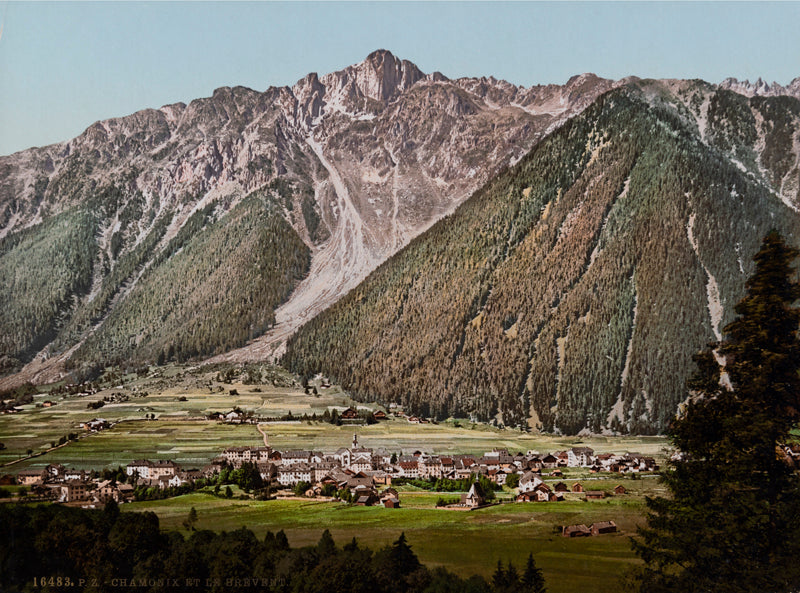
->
[3,412,669,472]
[1,363,668,592]
[1,364,669,469]
[124,482,659,593]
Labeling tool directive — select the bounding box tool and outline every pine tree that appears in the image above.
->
[492,560,508,592]
[632,231,800,592]
[522,553,546,593]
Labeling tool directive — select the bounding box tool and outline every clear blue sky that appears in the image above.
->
[1,1,799,156]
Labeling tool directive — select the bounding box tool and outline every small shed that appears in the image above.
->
[585,490,606,500]
[571,482,584,493]
[563,524,592,538]
[614,484,627,495]
[591,521,618,535]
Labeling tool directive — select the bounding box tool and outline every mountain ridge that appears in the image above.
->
[0,50,620,386]
[1,53,799,437]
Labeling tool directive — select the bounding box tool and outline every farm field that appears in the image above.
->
[1,363,669,592]
[125,482,660,593]
[4,412,668,472]
[1,363,669,471]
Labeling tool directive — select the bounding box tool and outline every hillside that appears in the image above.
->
[0,50,617,385]
[283,83,800,434]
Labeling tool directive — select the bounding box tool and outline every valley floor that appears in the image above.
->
[124,484,655,593]
[0,363,667,592]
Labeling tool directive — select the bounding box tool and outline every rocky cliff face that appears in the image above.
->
[0,50,619,384]
[719,76,800,100]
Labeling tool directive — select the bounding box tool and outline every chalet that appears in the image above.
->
[550,469,563,478]
[572,482,584,493]
[344,473,374,491]
[554,482,569,493]
[380,487,399,501]
[355,492,379,506]
[225,410,242,423]
[340,407,360,421]
[17,469,46,485]
[168,470,202,488]
[533,483,554,502]
[591,521,618,535]
[117,483,135,501]
[519,471,542,492]
[45,464,67,481]
[96,480,121,503]
[541,454,559,469]
[585,490,606,500]
[383,496,401,508]
[614,485,627,495]
[42,400,56,408]
[81,418,109,431]
[363,470,392,486]
[202,460,226,477]
[595,453,616,469]
[527,457,543,470]
[0,474,16,486]
[563,524,592,538]
[461,481,486,508]
[516,491,536,502]
[555,451,569,467]
[373,410,387,420]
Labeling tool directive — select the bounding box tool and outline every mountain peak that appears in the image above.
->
[718,76,800,100]
[348,49,425,102]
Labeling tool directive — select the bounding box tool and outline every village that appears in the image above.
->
[7,422,662,537]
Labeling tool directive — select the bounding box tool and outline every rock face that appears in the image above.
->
[0,50,618,385]
[719,76,800,100]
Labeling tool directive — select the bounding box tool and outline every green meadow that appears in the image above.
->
[1,364,669,591]
[125,485,658,593]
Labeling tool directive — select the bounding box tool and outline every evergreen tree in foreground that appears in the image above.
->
[632,230,800,592]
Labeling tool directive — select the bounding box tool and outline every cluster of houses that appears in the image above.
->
[12,464,135,503]
[9,435,656,508]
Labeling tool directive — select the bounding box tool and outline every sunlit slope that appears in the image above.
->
[284,87,800,434]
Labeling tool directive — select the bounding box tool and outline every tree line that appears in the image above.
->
[0,503,546,593]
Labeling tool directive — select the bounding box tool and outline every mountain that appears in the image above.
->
[0,50,618,386]
[282,80,800,434]
[719,76,800,100]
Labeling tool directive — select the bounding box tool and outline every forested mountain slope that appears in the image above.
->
[283,84,800,434]
[0,51,617,385]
